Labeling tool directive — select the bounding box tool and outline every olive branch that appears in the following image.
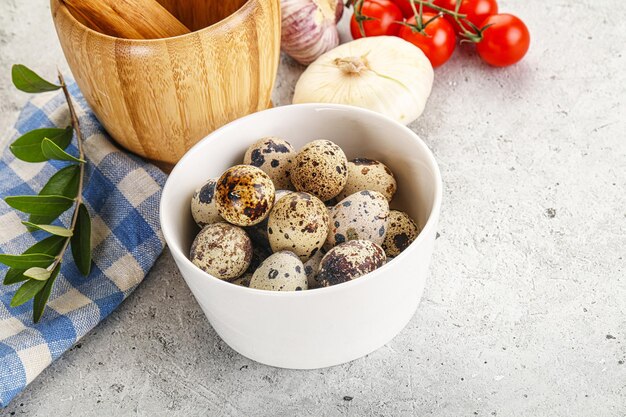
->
[0,65,92,323]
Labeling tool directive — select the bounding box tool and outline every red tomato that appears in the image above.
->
[350,0,404,39]
[398,14,456,67]
[476,14,530,67]
[436,0,498,34]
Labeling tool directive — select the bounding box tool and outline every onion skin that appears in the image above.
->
[281,0,341,65]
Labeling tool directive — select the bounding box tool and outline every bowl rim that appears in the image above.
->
[160,103,443,298]
[51,0,257,43]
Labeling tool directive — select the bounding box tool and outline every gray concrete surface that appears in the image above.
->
[1,0,625,416]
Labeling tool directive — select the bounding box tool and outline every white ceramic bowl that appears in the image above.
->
[160,104,442,369]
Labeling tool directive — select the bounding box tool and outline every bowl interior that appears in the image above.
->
[64,0,248,33]
[162,104,440,274]
[153,0,248,31]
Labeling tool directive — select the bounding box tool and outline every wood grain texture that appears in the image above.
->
[51,0,281,165]
[62,0,190,39]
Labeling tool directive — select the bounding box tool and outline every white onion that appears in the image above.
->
[293,36,434,125]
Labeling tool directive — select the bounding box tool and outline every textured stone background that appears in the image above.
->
[1,0,625,416]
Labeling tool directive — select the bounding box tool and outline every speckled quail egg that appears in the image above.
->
[291,140,348,201]
[317,240,386,287]
[303,248,325,289]
[245,189,294,248]
[267,192,329,262]
[249,251,307,291]
[215,165,275,226]
[190,178,222,227]
[327,190,390,247]
[382,210,420,257]
[243,137,296,190]
[190,222,252,279]
[337,158,397,202]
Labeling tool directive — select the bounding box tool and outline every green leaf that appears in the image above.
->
[33,264,61,323]
[3,270,28,285]
[23,267,52,281]
[28,165,81,225]
[71,203,92,276]
[4,194,74,217]
[2,268,28,285]
[25,235,67,255]
[3,236,66,285]
[11,64,61,93]
[0,253,54,269]
[10,279,47,307]
[21,222,73,237]
[40,165,81,198]
[41,138,84,163]
[9,127,72,162]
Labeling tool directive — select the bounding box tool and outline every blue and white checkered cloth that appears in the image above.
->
[0,82,167,407]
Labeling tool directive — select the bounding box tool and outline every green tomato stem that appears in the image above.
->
[349,0,489,41]
[408,0,486,42]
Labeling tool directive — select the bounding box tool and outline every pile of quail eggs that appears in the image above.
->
[189,137,420,291]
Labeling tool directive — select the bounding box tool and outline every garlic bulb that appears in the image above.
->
[293,36,434,125]
[281,0,343,65]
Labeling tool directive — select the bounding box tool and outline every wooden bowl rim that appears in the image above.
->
[51,0,257,43]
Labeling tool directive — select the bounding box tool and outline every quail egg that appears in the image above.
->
[190,178,222,227]
[303,248,325,289]
[249,251,307,291]
[267,192,329,262]
[382,210,420,257]
[190,222,252,279]
[317,240,386,287]
[291,140,348,201]
[327,190,390,247]
[337,158,397,202]
[215,165,275,226]
[243,137,296,190]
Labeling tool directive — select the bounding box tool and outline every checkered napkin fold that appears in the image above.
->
[0,82,167,407]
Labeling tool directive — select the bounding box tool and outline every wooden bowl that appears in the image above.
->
[51,0,281,166]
